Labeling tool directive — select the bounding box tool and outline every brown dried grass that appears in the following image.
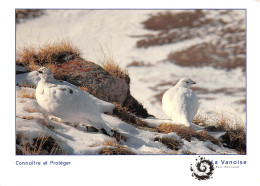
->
[143,10,205,31]
[112,103,157,132]
[154,136,180,150]
[24,107,40,113]
[211,113,246,154]
[98,43,128,80]
[16,130,66,155]
[78,86,90,92]
[22,116,36,120]
[157,123,219,145]
[167,42,246,70]
[17,40,81,71]
[19,88,35,99]
[100,139,135,155]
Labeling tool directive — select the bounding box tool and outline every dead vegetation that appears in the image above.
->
[127,61,153,68]
[102,60,128,80]
[16,132,66,155]
[136,10,219,48]
[154,136,180,151]
[112,129,127,142]
[16,40,81,71]
[98,44,129,80]
[99,140,135,155]
[211,113,246,154]
[77,86,90,92]
[193,115,208,127]
[192,112,246,154]
[111,103,157,132]
[21,116,36,120]
[167,42,246,71]
[19,88,36,99]
[157,123,219,145]
[142,10,206,31]
[135,10,246,71]
[24,107,40,113]
[220,127,246,154]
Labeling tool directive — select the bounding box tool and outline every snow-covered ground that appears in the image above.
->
[16,71,237,155]
[16,9,246,124]
[15,9,246,155]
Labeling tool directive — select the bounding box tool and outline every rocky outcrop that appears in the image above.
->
[53,58,129,104]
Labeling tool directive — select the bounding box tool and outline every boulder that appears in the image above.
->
[53,58,129,104]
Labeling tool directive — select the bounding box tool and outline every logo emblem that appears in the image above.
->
[190,156,214,181]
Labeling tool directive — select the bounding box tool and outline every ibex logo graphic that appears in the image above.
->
[190,156,215,181]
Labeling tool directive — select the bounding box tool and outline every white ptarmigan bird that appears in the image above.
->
[35,67,113,136]
[162,78,198,127]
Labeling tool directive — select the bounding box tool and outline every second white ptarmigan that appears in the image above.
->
[35,67,113,135]
[162,78,198,127]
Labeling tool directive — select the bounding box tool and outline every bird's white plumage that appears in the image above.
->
[162,78,198,127]
[35,67,113,135]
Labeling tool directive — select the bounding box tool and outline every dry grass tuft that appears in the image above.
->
[78,86,90,92]
[103,139,116,146]
[100,139,135,155]
[181,150,196,155]
[98,44,128,80]
[223,128,246,154]
[24,107,40,113]
[112,103,157,132]
[16,131,66,155]
[210,113,246,154]
[157,123,219,145]
[102,60,128,79]
[22,116,36,120]
[192,112,246,154]
[154,136,180,150]
[19,88,35,99]
[19,83,36,89]
[112,129,127,142]
[193,115,208,127]
[17,40,81,70]
[18,132,49,155]
[100,146,135,155]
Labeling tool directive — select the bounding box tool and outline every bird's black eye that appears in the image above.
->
[186,82,189,83]
[38,71,43,74]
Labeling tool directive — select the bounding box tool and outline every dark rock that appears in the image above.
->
[16,62,29,74]
[86,126,99,133]
[123,93,150,118]
[220,132,230,145]
[204,126,218,132]
[53,58,151,118]
[112,129,127,142]
[54,58,129,104]
[122,73,151,118]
